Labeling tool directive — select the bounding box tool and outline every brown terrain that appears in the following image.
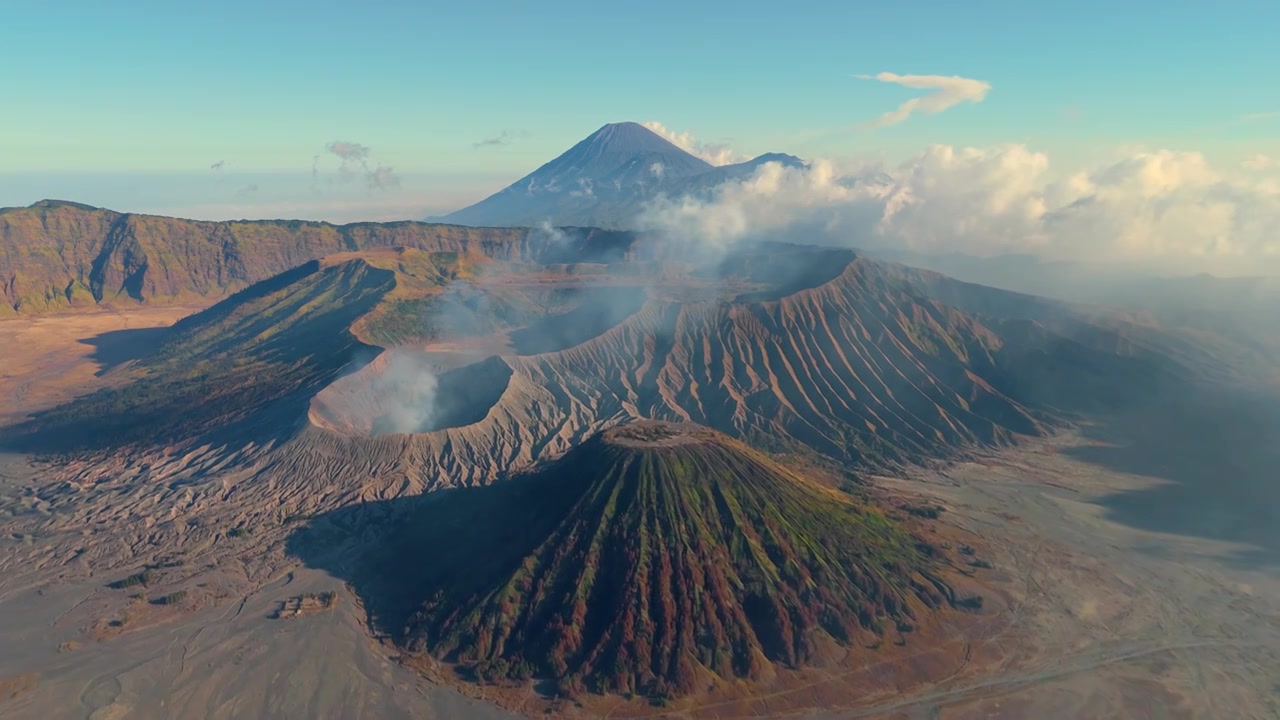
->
[0,200,633,315]
[0,305,202,425]
[0,215,1278,718]
[338,420,996,714]
[270,591,339,620]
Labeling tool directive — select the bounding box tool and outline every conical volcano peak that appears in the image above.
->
[431,121,713,227]
[749,152,806,168]
[555,120,710,170]
[393,417,968,702]
[581,121,679,154]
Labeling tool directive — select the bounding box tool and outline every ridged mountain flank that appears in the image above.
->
[389,421,964,700]
[10,240,1196,482]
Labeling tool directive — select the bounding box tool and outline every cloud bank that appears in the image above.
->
[642,121,746,166]
[639,144,1280,275]
[1243,154,1275,171]
[857,72,991,128]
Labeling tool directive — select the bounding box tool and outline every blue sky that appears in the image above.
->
[3,0,1277,220]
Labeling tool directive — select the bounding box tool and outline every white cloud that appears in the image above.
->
[637,145,1280,274]
[642,121,747,166]
[569,177,595,198]
[857,72,991,128]
[1243,154,1274,171]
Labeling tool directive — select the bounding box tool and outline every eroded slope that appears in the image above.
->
[5,243,1191,495]
[359,422,969,701]
[508,256,1043,467]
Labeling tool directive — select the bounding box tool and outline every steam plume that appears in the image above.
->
[370,352,440,434]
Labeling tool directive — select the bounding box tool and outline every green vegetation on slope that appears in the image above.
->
[388,422,956,700]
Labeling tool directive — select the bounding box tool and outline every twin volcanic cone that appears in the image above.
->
[389,421,966,700]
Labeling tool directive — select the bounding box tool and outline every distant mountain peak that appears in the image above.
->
[431,121,715,228]
[430,123,814,229]
[748,152,806,168]
[583,121,671,150]
[554,121,710,170]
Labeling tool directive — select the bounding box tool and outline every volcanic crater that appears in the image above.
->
[6,234,1192,502]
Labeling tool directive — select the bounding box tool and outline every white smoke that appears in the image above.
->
[533,219,570,245]
[370,351,440,434]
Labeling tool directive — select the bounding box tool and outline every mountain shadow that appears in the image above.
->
[1064,381,1280,567]
[0,258,394,455]
[78,325,173,376]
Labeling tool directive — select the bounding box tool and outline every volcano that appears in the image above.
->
[432,121,807,228]
[0,207,1245,718]
[432,121,711,228]
[8,238,1192,489]
[387,421,961,700]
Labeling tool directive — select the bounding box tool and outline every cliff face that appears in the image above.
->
[0,200,636,314]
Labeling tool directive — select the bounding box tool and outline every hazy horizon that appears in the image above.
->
[5,1,1278,279]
